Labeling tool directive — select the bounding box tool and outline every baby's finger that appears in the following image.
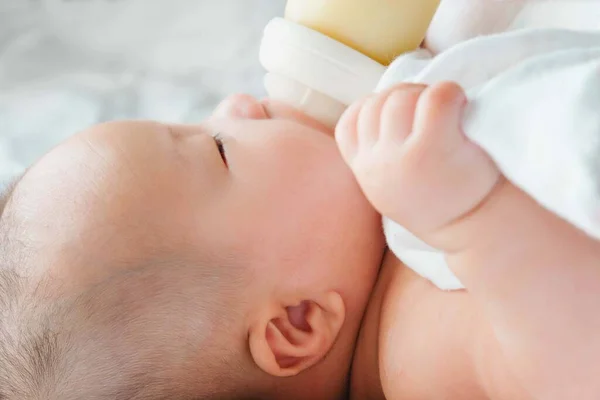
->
[380,84,427,143]
[356,92,392,147]
[413,81,466,146]
[335,98,368,164]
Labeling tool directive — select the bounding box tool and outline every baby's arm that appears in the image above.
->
[444,173,600,400]
[336,82,600,400]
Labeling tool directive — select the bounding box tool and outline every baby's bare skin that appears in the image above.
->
[338,82,600,399]
[351,253,529,399]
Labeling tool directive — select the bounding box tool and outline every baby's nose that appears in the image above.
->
[211,93,268,120]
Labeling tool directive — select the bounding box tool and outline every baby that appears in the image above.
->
[2,5,600,400]
[2,83,600,400]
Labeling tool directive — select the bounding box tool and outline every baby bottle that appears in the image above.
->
[259,0,440,127]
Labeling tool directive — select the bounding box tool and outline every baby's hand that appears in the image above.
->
[335,82,501,244]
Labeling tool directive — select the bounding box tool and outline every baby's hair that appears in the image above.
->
[0,193,69,399]
[0,185,254,399]
[0,269,68,399]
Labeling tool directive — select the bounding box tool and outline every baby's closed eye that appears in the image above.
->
[213,133,228,166]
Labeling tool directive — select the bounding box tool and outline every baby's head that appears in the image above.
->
[0,95,384,399]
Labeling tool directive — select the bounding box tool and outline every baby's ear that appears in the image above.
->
[211,94,268,120]
[248,292,345,377]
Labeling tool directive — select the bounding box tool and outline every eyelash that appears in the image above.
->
[213,133,228,166]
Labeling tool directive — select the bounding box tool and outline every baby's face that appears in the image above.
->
[4,95,383,381]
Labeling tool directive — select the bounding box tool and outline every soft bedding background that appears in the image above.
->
[0,0,284,184]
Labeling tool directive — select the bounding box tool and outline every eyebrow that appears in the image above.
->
[0,175,23,217]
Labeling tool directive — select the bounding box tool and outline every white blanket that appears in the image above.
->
[380,28,600,290]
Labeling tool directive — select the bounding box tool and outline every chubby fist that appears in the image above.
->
[335,82,501,243]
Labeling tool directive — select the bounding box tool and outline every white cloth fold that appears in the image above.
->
[379,29,600,290]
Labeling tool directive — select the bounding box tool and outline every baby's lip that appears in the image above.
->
[260,98,334,137]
